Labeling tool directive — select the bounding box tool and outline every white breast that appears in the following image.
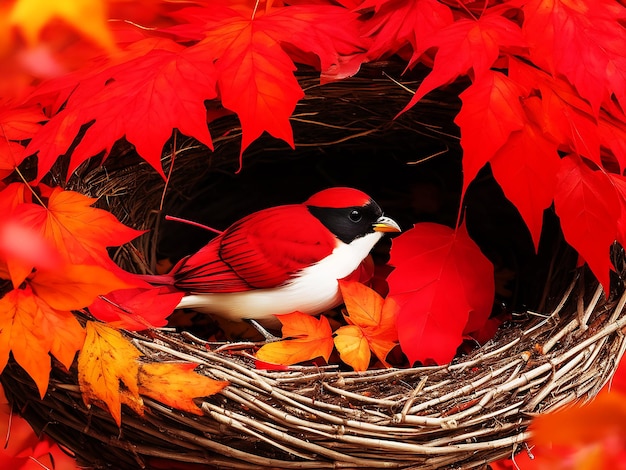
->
[176,231,383,326]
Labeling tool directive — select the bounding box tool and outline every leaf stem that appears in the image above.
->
[251,0,260,20]
[14,166,46,207]
[160,130,177,212]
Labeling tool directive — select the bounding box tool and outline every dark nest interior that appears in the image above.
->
[2,62,626,469]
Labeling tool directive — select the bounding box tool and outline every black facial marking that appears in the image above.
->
[307,201,383,244]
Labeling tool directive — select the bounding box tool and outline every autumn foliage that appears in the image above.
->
[2,0,626,467]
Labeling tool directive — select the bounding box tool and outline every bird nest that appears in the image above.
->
[3,64,626,469]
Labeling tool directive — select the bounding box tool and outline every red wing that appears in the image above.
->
[171,205,336,293]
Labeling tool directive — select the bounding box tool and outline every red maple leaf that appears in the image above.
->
[400,12,526,113]
[508,57,603,166]
[26,38,218,179]
[88,287,184,330]
[26,3,367,181]
[360,0,454,63]
[599,107,626,174]
[192,4,367,156]
[490,98,561,251]
[0,103,46,177]
[609,173,626,251]
[387,222,494,365]
[553,155,621,292]
[522,0,626,114]
[454,69,527,196]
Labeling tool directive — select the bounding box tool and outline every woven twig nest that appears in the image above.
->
[3,65,626,469]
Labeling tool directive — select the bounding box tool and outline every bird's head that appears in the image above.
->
[304,187,401,244]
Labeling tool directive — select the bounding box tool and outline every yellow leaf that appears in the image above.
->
[255,312,334,365]
[9,0,115,50]
[334,325,371,372]
[77,322,142,426]
[138,362,228,415]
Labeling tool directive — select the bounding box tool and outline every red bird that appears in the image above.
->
[154,187,400,326]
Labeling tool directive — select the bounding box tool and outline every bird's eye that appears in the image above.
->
[349,209,362,223]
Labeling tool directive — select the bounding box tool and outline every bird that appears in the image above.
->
[148,187,400,328]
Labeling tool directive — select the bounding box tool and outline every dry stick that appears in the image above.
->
[578,337,608,378]
[461,400,525,428]
[139,337,279,391]
[523,275,578,338]
[605,336,626,392]
[544,285,619,354]
[609,287,626,323]
[155,405,368,469]
[321,382,399,407]
[581,284,605,326]
[270,384,382,420]
[426,421,521,447]
[201,401,400,468]
[400,376,428,420]
[309,428,532,455]
[197,400,316,461]
[448,339,522,371]
[406,360,523,415]
[525,349,588,410]
[134,339,271,394]
[220,387,351,435]
[529,315,626,409]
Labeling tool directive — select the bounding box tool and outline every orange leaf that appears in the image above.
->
[340,279,385,328]
[45,308,86,370]
[138,362,228,415]
[18,188,143,264]
[0,216,62,288]
[77,322,142,426]
[334,280,398,370]
[530,391,626,469]
[0,383,80,470]
[9,0,116,51]
[255,312,334,365]
[30,263,135,311]
[333,325,371,372]
[0,104,46,141]
[9,187,144,287]
[0,289,51,398]
[532,392,626,446]
[0,284,85,398]
[0,184,59,287]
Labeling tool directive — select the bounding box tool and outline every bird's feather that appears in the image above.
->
[171,205,336,293]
